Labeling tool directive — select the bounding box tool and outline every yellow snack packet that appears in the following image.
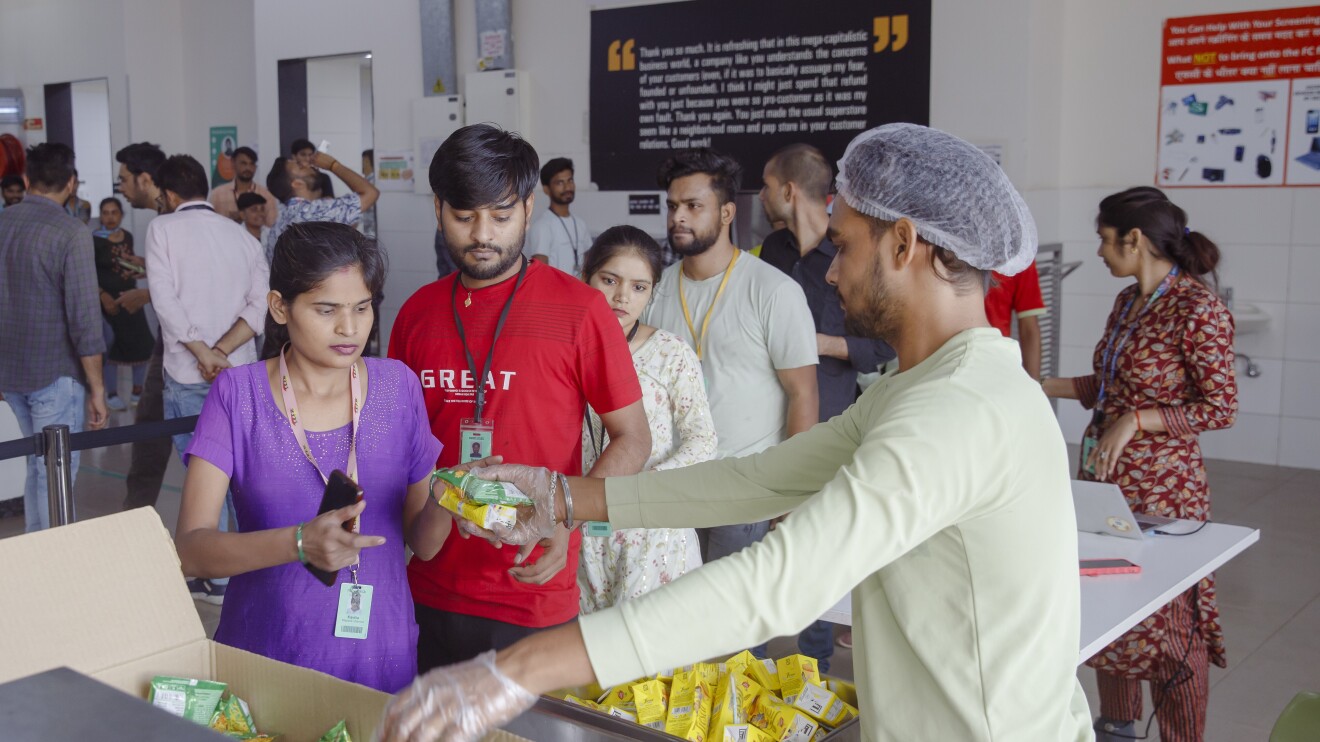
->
[744,658,781,692]
[435,486,516,530]
[708,670,762,740]
[751,692,820,742]
[775,655,820,702]
[696,662,723,688]
[790,683,859,727]
[823,678,858,708]
[632,679,669,730]
[605,705,639,723]
[596,681,636,710]
[657,664,695,682]
[562,695,602,710]
[725,650,757,677]
[722,724,777,742]
[666,669,714,741]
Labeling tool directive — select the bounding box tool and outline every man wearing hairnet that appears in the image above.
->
[380,124,1095,742]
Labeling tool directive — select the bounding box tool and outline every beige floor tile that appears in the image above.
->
[1205,458,1302,482]
[1208,600,1320,732]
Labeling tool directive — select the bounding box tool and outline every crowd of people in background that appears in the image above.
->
[0,119,1235,741]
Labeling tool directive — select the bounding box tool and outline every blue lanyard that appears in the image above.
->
[1096,266,1180,410]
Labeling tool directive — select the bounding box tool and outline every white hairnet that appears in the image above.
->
[835,123,1038,276]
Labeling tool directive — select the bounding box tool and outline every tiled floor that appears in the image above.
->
[2,408,1315,738]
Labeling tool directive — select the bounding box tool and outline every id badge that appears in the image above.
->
[1081,436,1100,476]
[583,521,612,538]
[459,418,495,463]
[335,583,373,639]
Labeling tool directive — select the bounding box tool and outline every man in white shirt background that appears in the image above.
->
[145,154,269,605]
[528,157,592,275]
[644,148,818,658]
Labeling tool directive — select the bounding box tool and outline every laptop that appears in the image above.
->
[1071,480,1176,540]
[1295,136,1320,171]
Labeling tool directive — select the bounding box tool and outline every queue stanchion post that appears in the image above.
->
[43,424,75,527]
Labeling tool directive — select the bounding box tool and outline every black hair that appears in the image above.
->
[1097,186,1220,286]
[291,138,315,155]
[266,157,292,204]
[582,225,665,285]
[98,196,123,212]
[232,146,258,163]
[115,142,166,177]
[540,157,574,186]
[362,148,374,164]
[24,143,77,192]
[657,148,742,206]
[261,222,388,359]
[154,155,210,201]
[1,174,24,190]
[236,192,267,210]
[863,215,985,295]
[766,144,832,203]
[428,123,539,210]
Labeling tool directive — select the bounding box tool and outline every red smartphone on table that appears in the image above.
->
[1080,559,1141,576]
[304,470,363,586]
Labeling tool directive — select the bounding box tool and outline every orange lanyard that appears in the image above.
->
[678,249,739,360]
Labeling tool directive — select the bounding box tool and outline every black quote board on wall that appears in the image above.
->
[589,0,931,191]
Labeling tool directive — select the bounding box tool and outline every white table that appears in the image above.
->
[819,521,1259,665]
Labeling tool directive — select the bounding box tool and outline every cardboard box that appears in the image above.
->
[0,508,390,740]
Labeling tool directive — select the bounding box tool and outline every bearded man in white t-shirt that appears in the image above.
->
[643,149,819,658]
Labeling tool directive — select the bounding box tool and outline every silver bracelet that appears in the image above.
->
[546,473,559,526]
[559,473,575,529]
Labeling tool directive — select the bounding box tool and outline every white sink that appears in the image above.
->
[1232,303,1270,335]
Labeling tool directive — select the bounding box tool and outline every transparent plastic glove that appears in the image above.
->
[454,464,558,547]
[377,650,536,742]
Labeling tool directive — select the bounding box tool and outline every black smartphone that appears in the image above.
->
[304,470,364,586]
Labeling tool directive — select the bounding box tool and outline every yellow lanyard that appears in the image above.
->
[678,249,740,360]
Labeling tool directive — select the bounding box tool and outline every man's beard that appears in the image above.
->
[236,171,254,183]
[450,229,527,280]
[668,220,721,258]
[842,258,902,343]
[551,191,574,206]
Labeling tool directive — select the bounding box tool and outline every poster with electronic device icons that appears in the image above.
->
[1288,79,1320,185]
[1157,81,1290,187]
[1158,7,1320,188]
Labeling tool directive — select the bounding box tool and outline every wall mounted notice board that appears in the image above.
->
[589,0,931,191]
[1157,6,1320,188]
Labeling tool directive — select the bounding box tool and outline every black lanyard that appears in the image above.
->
[450,258,528,422]
[557,215,580,271]
[177,203,213,213]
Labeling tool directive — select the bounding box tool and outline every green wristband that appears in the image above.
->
[295,522,308,565]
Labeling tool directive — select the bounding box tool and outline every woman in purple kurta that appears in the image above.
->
[186,357,440,692]
[175,223,446,693]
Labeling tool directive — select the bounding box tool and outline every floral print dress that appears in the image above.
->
[579,329,718,613]
[1071,274,1237,679]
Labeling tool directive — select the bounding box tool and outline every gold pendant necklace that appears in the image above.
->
[464,292,472,308]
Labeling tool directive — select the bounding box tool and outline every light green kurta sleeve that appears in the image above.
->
[581,375,1006,686]
[603,390,869,529]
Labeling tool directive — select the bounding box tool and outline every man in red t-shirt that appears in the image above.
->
[984,261,1047,379]
[389,124,650,672]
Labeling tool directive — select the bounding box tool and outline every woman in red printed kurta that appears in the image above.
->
[1044,187,1237,742]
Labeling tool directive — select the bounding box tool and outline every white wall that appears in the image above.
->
[307,54,368,196]
[71,79,114,211]
[253,0,470,347]
[178,0,258,168]
[1054,0,1320,468]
